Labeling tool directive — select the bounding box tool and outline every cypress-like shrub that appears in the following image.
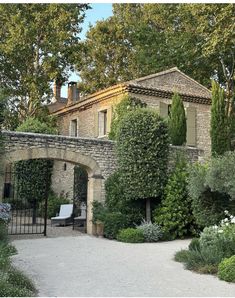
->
[154,155,197,240]
[168,93,186,145]
[210,80,230,156]
[116,109,169,221]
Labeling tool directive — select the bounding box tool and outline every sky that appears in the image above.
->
[61,4,113,97]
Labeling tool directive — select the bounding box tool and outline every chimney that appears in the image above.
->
[52,79,62,103]
[67,81,79,105]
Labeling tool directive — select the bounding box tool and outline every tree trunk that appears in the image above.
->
[146,198,151,222]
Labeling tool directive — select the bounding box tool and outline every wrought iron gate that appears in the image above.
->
[2,164,48,236]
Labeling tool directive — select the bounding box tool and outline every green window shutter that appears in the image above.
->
[160,101,169,118]
[186,107,197,146]
[94,111,99,137]
[107,106,112,134]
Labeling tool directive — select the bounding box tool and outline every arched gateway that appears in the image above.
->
[0,131,117,235]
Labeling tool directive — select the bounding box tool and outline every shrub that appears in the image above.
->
[210,80,231,156]
[6,268,36,292]
[218,255,235,283]
[105,171,145,225]
[103,212,130,239]
[109,95,146,140]
[188,162,231,228]
[137,220,162,242]
[174,250,190,263]
[92,201,106,224]
[117,228,145,243]
[199,224,235,259]
[0,281,34,297]
[154,156,197,240]
[188,238,200,251]
[168,92,186,145]
[0,221,8,243]
[116,108,169,221]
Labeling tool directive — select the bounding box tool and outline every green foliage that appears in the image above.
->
[14,159,53,205]
[109,95,146,140]
[14,117,57,221]
[188,161,233,228]
[154,156,197,240]
[0,221,8,243]
[6,268,36,292]
[0,3,89,120]
[175,219,235,277]
[116,109,169,220]
[39,191,71,219]
[174,250,190,263]
[78,4,234,93]
[92,201,107,224]
[16,116,57,135]
[117,228,145,243]
[136,220,162,242]
[168,93,186,145]
[188,238,200,251]
[200,224,235,259]
[0,223,35,296]
[210,81,231,156]
[105,171,145,224]
[206,151,235,201]
[0,281,35,297]
[218,255,235,283]
[103,212,131,240]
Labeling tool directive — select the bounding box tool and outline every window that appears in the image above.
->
[70,119,78,137]
[98,110,107,137]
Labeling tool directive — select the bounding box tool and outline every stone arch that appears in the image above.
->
[1,147,103,235]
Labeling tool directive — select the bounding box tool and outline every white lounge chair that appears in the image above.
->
[51,204,73,226]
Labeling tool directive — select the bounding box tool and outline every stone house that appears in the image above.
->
[48,67,211,199]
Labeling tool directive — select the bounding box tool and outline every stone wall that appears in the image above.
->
[56,91,211,157]
[51,161,75,199]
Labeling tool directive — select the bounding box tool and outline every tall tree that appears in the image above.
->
[116,109,169,221]
[210,81,231,156]
[168,93,186,146]
[77,4,235,94]
[0,4,89,121]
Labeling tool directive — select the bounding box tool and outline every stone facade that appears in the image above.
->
[50,67,212,156]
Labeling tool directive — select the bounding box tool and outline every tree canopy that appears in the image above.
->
[77,4,235,94]
[0,4,89,121]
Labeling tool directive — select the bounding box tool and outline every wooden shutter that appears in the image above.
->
[160,102,169,118]
[94,111,99,137]
[186,107,197,146]
[107,106,112,134]
[98,112,104,136]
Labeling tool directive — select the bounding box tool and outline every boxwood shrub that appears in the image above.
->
[117,228,145,243]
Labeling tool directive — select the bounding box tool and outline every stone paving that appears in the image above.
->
[12,237,235,297]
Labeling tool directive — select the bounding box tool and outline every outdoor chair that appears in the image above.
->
[51,204,73,226]
[73,202,86,230]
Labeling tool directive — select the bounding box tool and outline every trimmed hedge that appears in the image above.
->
[117,228,145,243]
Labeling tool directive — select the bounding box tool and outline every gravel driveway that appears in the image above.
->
[12,236,235,297]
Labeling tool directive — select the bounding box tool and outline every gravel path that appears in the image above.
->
[12,236,235,297]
